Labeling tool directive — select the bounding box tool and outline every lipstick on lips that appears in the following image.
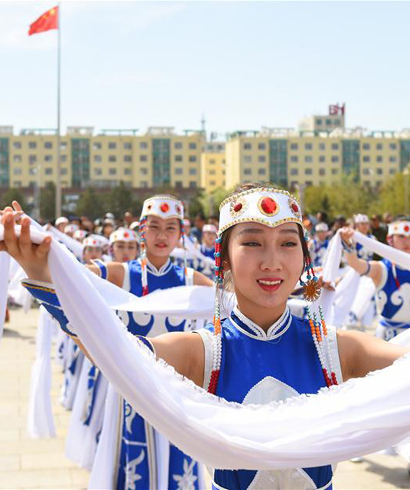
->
[256,278,283,292]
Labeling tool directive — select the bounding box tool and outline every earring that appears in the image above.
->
[300,257,321,302]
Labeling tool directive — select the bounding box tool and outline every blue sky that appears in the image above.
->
[1,1,410,136]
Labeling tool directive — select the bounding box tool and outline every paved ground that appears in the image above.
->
[0,307,409,489]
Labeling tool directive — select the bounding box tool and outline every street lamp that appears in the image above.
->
[404,167,409,215]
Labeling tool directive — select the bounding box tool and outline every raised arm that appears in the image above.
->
[339,227,383,287]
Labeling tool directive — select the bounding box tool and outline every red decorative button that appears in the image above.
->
[259,197,278,216]
[176,205,181,214]
[147,204,152,210]
[124,232,129,238]
[405,225,410,232]
[233,203,242,212]
[292,203,299,213]
[160,202,169,213]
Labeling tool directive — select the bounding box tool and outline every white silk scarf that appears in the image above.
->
[1,225,410,470]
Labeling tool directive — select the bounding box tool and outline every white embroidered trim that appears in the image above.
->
[122,263,131,291]
[376,260,388,292]
[327,326,343,384]
[232,307,292,341]
[195,329,214,390]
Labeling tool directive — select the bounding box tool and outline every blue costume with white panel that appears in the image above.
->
[115,258,200,490]
[310,239,329,268]
[355,234,376,262]
[197,307,342,490]
[376,259,410,340]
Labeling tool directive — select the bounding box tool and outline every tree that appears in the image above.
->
[76,187,105,219]
[40,182,56,221]
[103,181,134,218]
[199,187,230,217]
[187,189,205,218]
[0,188,27,210]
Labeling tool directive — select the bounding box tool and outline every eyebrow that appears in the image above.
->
[237,227,299,237]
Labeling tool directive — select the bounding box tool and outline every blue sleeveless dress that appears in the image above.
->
[198,307,341,490]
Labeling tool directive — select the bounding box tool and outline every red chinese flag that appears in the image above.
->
[28,6,59,36]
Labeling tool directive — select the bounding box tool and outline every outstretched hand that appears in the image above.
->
[0,204,52,283]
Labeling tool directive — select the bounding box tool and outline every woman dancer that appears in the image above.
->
[341,219,410,341]
[1,185,408,490]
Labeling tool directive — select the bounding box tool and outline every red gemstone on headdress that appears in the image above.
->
[160,202,169,213]
[124,232,129,238]
[405,225,410,232]
[260,197,277,215]
[176,205,181,214]
[233,203,242,212]
[291,203,299,213]
[147,204,152,210]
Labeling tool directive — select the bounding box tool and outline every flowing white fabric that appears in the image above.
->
[47,225,84,259]
[27,307,56,438]
[0,251,10,342]
[2,224,410,470]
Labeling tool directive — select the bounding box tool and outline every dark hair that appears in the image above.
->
[219,183,311,290]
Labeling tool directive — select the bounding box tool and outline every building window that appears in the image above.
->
[13,181,22,186]
[189,155,197,163]
[29,168,36,175]
[305,168,313,175]
[325,119,332,126]
[333,119,341,126]
[331,168,338,175]
[290,168,298,176]
[244,143,252,150]
[94,155,102,163]
[13,142,22,149]
[13,168,22,175]
[109,155,117,162]
[175,168,183,175]
[210,180,216,186]
[173,155,182,163]
[305,143,313,150]
[319,168,326,176]
[29,142,37,149]
[389,143,397,150]
[319,143,326,151]
[109,168,117,175]
[376,168,383,175]
[140,168,148,175]
[13,155,22,163]
[258,168,266,175]
[244,155,252,164]
[124,155,132,163]
[363,156,370,163]
[44,167,53,175]
[331,156,339,163]
[290,143,298,150]
[141,181,149,188]
[175,181,183,188]
[331,143,339,150]
[140,142,148,150]
[209,159,215,164]
[93,142,102,150]
[316,118,323,126]
[319,155,326,163]
[174,142,183,149]
[304,156,313,163]
[45,155,53,162]
[363,143,370,150]
[244,168,252,175]
[376,156,383,163]
[189,168,197,175]
[376,143,383,151]
[44,141,53,149]
[61,155,67,163]
[60,142,67,150]
[363,168,370,175]
[124,168,132,175]
[108,142,117,150]
[29,155,37,164]
[258,143,266,150]
[389,156,397,163]
[209,170,216,175]
[189,181,197,188]
[61,168,68,175]
[140,155,148,162]
[290,156,298,163]
[258,155,266,163]
[189,143,197,150]
[124,142,132,150]
[389,168,396,175]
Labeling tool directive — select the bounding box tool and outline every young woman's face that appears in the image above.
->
[144,216,181,259]
[202,231,216,248]
[356,222,370,235]
[113,241,139,262]
[391,234,410,253]
[226,222,304,312]
[83,246,103,263]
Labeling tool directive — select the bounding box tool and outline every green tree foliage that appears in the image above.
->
[40,182,56,221]
[187,189,205,218]
[199,187,231,217]
[76,187,106,220]
[375,172,409,217]
[0,188,27,210]
[103,181,134,218]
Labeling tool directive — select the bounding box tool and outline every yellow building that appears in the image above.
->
[200,142,226,192]
[2,126,204,191]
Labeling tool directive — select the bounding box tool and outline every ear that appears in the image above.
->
[222,259,230,272]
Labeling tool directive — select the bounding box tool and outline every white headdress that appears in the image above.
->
[354,214,370,224]
[109,228,138,244]
[388,221,410,237]
[83,234,106,249]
